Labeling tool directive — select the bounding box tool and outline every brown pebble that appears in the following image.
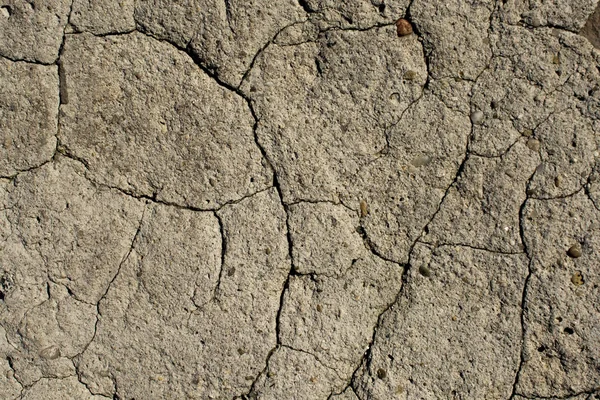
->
[396,18,413,36]
[523,129,533,137]
[567,244,582,258]
[360,200,368,217]
[377,368,387,379]
[554,175,562,187]
[571,271,584,286]
[527,139,540,152]
[403,70,418,80]
[418,265,431,277]
[316,304,323,312]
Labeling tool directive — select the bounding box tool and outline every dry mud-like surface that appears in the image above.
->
[1,0,600,399]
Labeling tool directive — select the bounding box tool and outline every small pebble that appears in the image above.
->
[554,175,562,187]
[411,155,432,167]
[567,244,582,258]
[571,271,584,286]
[527,139,540,152]
[470,110,484,125]
[418,265,431,277]
[522,129,533,137]
[396,19,413,36]
[377,368,387,379]
[530,15,542,27]
[404,70,417,81]
[403,70,418,80]
[552,54,561,65]
[316,304,323,312]
[360,200,368,217]
[39,345,60,360]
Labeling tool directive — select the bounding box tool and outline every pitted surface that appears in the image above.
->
[1,0,600,399]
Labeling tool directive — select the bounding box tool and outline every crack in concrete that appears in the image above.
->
[3,0,600,397]
[508,166,537,400]
[73,206,145,367]
[210,212,227,302]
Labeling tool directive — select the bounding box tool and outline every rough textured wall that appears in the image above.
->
[1,0,600,399]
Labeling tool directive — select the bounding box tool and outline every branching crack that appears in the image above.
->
[508,167,537,400]
[210,212,227,302]
[73,206,145,366]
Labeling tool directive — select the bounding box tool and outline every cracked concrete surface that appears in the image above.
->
[1,0,600,398]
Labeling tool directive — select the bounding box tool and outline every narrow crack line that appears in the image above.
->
[223,0,235,33]
[382,90,426,155]
[71,28,137,38]
[238,18,397,90]
[131,29,282,193]
[405,0,432,90]
[5,354,23,390]
[75,206,146,362]
[55,147,274,212]
[287,198,355,213]
[56,141,89,169]
[275,204,294,345]
[240,345,279,399]
[352,13,482,389]
[467,129,524,159]
[509,168,537,400]
[0,53,54,66]
[350,224,432,397]
[279,344,345,380]
[211,212,227,301]
[237,19,308,90]
[584,175,600,212]
[322,21,396,34]
[420,241,525,256]
[45,276,95,306]
[355,225,408,267]
[55,0,75,65]
[0,159,55,182]
[529,184,586,201]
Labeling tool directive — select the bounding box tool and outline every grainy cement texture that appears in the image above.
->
[1,0,600,399]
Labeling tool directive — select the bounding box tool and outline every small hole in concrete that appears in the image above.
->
[378,3,386,13]
[564,327,574,335]
[0,5,11,18]
[581,2,600,49]
[537,345,546,352]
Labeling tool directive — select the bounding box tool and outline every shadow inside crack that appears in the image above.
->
[580,2,600,49]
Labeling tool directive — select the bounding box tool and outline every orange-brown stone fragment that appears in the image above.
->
[396,18,413,36]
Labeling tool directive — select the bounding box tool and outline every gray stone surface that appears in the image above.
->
[59,31,271,210]
[0,59,58,177]
[2,0,600,398]
[70,0,135,35]
[519,193,600,397]
[353,244,529,399]
[0,0,71,63]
